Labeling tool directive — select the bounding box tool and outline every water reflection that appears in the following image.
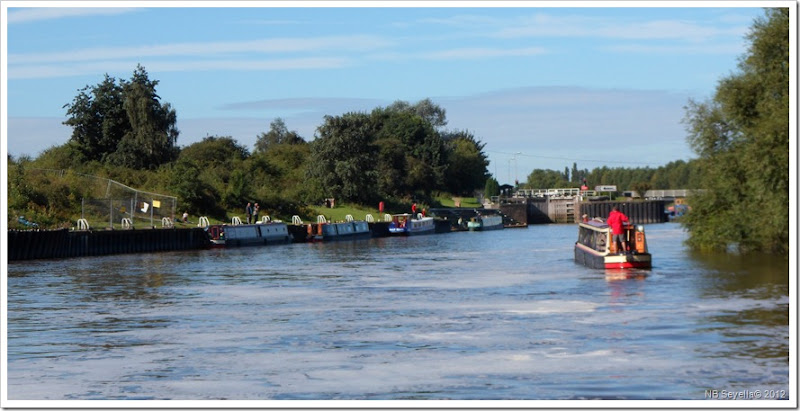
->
[689,250,789,298]
[686,250,789,364]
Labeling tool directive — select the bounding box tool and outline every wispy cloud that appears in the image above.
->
[7,34,390,79]
[371,46,547,62]
[9,57,351,79]
[494,13,749,41]
[7,7,139,23]
[219,97,386,113]
[602,42,746,55]
[416,14,504,28]
[410,11,750,42]
[9,35,393,65]
[423,46,547,60]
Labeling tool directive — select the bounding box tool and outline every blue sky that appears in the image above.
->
[3,2,774,184]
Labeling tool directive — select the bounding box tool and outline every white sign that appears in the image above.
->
[594,185,617,192]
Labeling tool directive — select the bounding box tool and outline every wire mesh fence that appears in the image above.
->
[81,196,177,229]
[29,168,177,230]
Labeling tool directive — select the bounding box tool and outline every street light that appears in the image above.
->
[513,152,522,185]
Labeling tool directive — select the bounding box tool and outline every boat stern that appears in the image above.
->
[603,253,652,269]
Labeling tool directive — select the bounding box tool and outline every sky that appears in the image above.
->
[2,1,775,185]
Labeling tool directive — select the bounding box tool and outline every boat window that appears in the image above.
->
[595,232,606,252]
[578,226,594,248]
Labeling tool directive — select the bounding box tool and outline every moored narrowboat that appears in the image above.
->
[388,213,435,236]
[467,214,504,231]
[574,220,651,269]
[315,220,371,241]
[304,215,372,242]
[206,221,291,248]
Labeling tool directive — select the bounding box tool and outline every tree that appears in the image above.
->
[166,158,222,217]
[254,118,305,154]
[484,177,500,198]
[375,109,446,196]
[63,74,127,162]
[682,8,789,254]
[179,135,249,168]
[307,112,379,204]
[386,98,447,129]
[176,136,250,214]
[526,168,570,188]
[442,130,489,196]
[630,181,652,197]
[63,65,179,169]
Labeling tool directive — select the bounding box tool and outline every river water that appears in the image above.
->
[5,223,790,403]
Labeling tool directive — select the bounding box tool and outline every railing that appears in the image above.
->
[643,189,702,199]
[514,188,597,198]
[197,216,210,228]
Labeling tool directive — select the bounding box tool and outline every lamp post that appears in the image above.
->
[513,152,521,186]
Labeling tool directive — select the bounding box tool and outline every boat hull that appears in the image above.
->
[574,243,651,269]
[317,221,371,241]
[467,215,504,231]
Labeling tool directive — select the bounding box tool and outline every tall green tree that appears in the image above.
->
[307,112,379,204]
[682,8,789,253]
[254,118,305,154]
[442,130,490,196]
[63,74,127,162]
[373,108,446,196]
[63,65,179,169]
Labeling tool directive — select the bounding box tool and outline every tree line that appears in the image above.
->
[521,159,701,195]
[8,68,490,228]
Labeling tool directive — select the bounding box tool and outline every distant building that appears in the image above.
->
[499,184,515,197]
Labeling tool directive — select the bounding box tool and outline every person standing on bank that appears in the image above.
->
[245,202,252,224]
[253,203,260,223]
[607,206,630,254]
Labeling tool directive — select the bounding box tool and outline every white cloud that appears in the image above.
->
[7,33,393,79]
[9,57,351,79]
[218,97,387,113]
[7,7,139,24]
[422,46,547,60]
[416,14,504,28]
[8,35,392,65]
[602,42,746,55]
[491,12,749,41]
[370,46,547,62]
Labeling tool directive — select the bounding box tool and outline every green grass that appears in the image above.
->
[305,203,384,223]
[436,195,481,208]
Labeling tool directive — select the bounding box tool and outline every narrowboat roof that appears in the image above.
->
[579,220,609,230]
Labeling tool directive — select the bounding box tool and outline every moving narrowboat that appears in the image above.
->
[206,221,292,248]
[574,219,651,269]
[388,213,435,236]
[467,214,504,231]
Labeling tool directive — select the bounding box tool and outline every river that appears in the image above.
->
[5,223,790,403]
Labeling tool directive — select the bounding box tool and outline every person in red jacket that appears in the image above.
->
[607,206,630,254]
